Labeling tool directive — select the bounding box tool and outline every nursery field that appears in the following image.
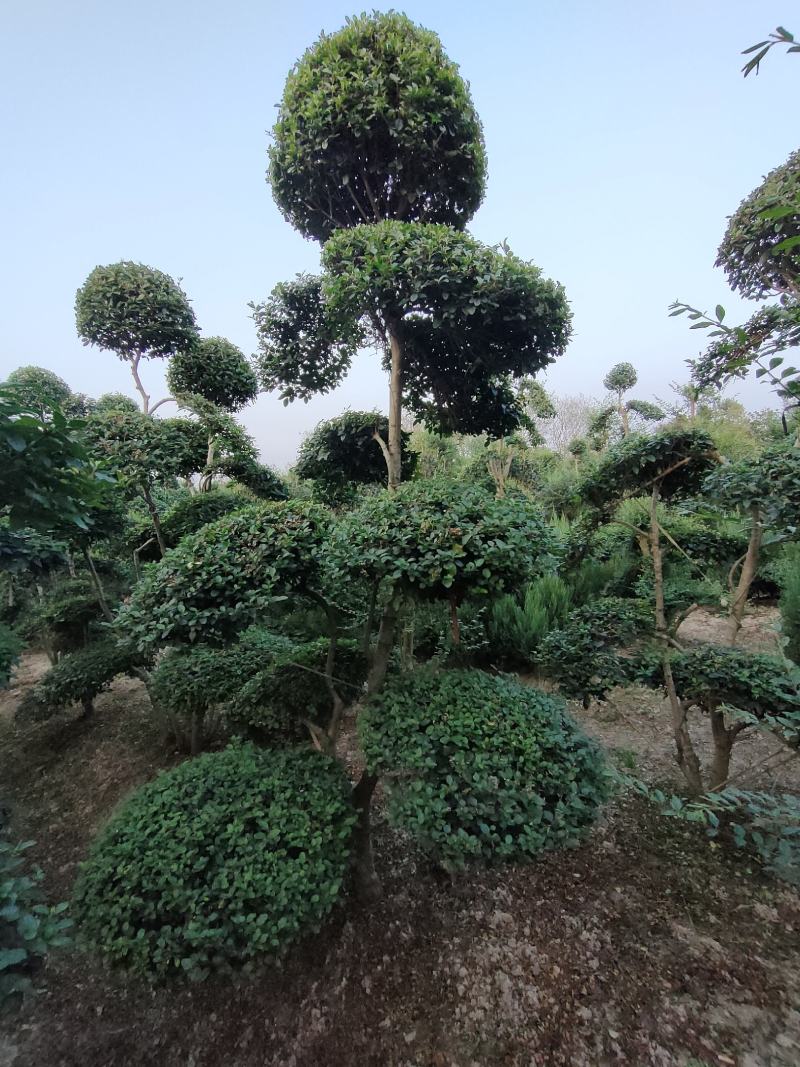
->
[1,606,800,1067]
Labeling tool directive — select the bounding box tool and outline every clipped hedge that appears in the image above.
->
[73,744,356,979]
[360,668,609,868]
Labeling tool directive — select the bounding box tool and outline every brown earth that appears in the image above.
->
[0,607,799,1067]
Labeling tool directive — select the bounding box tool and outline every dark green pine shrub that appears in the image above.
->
[73,744,356,979]
[359,668,609,869]
[17,638,150,720]
[227,638,367,743]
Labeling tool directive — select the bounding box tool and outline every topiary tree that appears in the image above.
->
[267,11,487,242]
[2,366,82,417]
[295,410,415,505]
[93,392,139,415]
[75,261,199,415]
[167,337,258,412]
[72,744,356,979]
[359,668,609,869]
[260,14,570,489]
[567,437,588,469]
[704,444,800,643]
[597,362,664,438]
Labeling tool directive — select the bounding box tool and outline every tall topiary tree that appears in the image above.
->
[260,13,571,489]
[75,261,199,415]
[599,362,664,438]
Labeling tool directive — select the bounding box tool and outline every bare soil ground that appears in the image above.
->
[1,607,798,1067]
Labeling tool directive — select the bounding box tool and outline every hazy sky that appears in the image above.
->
[1,1,796,468]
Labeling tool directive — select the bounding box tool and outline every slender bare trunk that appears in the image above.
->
[366,598,398,695]
[82,546,114,624]
[362,581,379,657]
[620,399,630,437]
[449,599,461,647]
[199,436,216,492]
[142,485,167,556]
[129,355,150,414]
[725,506,763,645]
[386,321,403,491]
[66,550,76,578]
[709,708,733,789]
[650,486,703,792]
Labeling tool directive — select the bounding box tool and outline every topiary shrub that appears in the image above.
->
[167,337,258,412]
[0,837,72,1005]
[17,638,150,720]
[159,488,249,548]
[73,744,356,979]
[18,577,103,657]
[359,668,609,869]
[227,638,367,743]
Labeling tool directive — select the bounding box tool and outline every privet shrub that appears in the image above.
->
[227,638,367,742]
[1,837,72,1005]
[17,638,149,720]
[360,669,609,868]
[73,744,356,979]
[538,597,652,704]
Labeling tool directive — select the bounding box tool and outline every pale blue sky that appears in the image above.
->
[1,1,796,467]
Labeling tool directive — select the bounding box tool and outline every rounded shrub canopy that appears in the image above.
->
[716,148,800,299]
[268,11,487,241]
[167,337,258,411]
[75,261,199,360]
[73,744,356,978]
[328,480,551,603]
[118,501,329,648]
[3,366,74,413]
[360,668,609,868]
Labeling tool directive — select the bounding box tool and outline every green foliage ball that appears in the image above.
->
[93,392,139,415]
[75,261,199,360]
[119,502,329,649]
[360,668,609,868]
[603,361,637,395]
[716,148,800,299]
[329,480,552,604]
[167,337,258,412]
[3,366,74,413]
[269,11,486,241]
[73,744,356,978]
[159,488,249,548]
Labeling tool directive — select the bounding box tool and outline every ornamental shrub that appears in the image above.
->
[167,337,258,412]
[0,837,72,1005]
[17,638,150,720]
[329,480,552,605]
[18,577,103,656]
[118,502,329,649]
[359,669,609,868]
[159,488,249,548]
[227,638,367,743]
[73,744,356,979]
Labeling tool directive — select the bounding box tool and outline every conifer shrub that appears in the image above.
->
[359,668,609,868]
[73,744,356,979]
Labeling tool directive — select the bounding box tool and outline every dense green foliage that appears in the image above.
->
[0,837,71,1004]
[703,444,800,532]
[119,502,330,648]
[84,410,208,489]
[323,222,572,437]
[716,148,800,299]
[227,638,367,742]
[75,261,199,360]
[2,366,76,415]
[295,411,414,503]
[167,337,258,412]
[0,624,22,688]
[360,669,609,868]
[268,11,486,241]
[18,639,148,719]
[73,745,356,978]
[330,481,551,603]
[158,489,250,549]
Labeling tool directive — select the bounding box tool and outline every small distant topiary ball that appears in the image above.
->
[359,668,609,869]
[73,744,356,979]
[167,337,258,411]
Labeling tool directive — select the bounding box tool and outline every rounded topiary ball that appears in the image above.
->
[360,668,609,868]
[167,337,258,411]
[73,744,356,978]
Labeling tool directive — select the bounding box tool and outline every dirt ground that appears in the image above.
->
[1,608,799,1067]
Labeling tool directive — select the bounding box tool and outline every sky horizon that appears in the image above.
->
[2,1,796,469]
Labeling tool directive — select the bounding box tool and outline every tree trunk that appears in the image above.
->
[709,708,733,789]
[386,321,404,491]
[142,485,167,556]
[367,598,399,695]
[650,485,704,793]
[80,695,94,719]
[82,546,114,624]
[351,771,381,903]
[199,436,216,492]
[129,354,151,415]
[449,599,461,647]
[620,399,630,437]
[724,506,763,646]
